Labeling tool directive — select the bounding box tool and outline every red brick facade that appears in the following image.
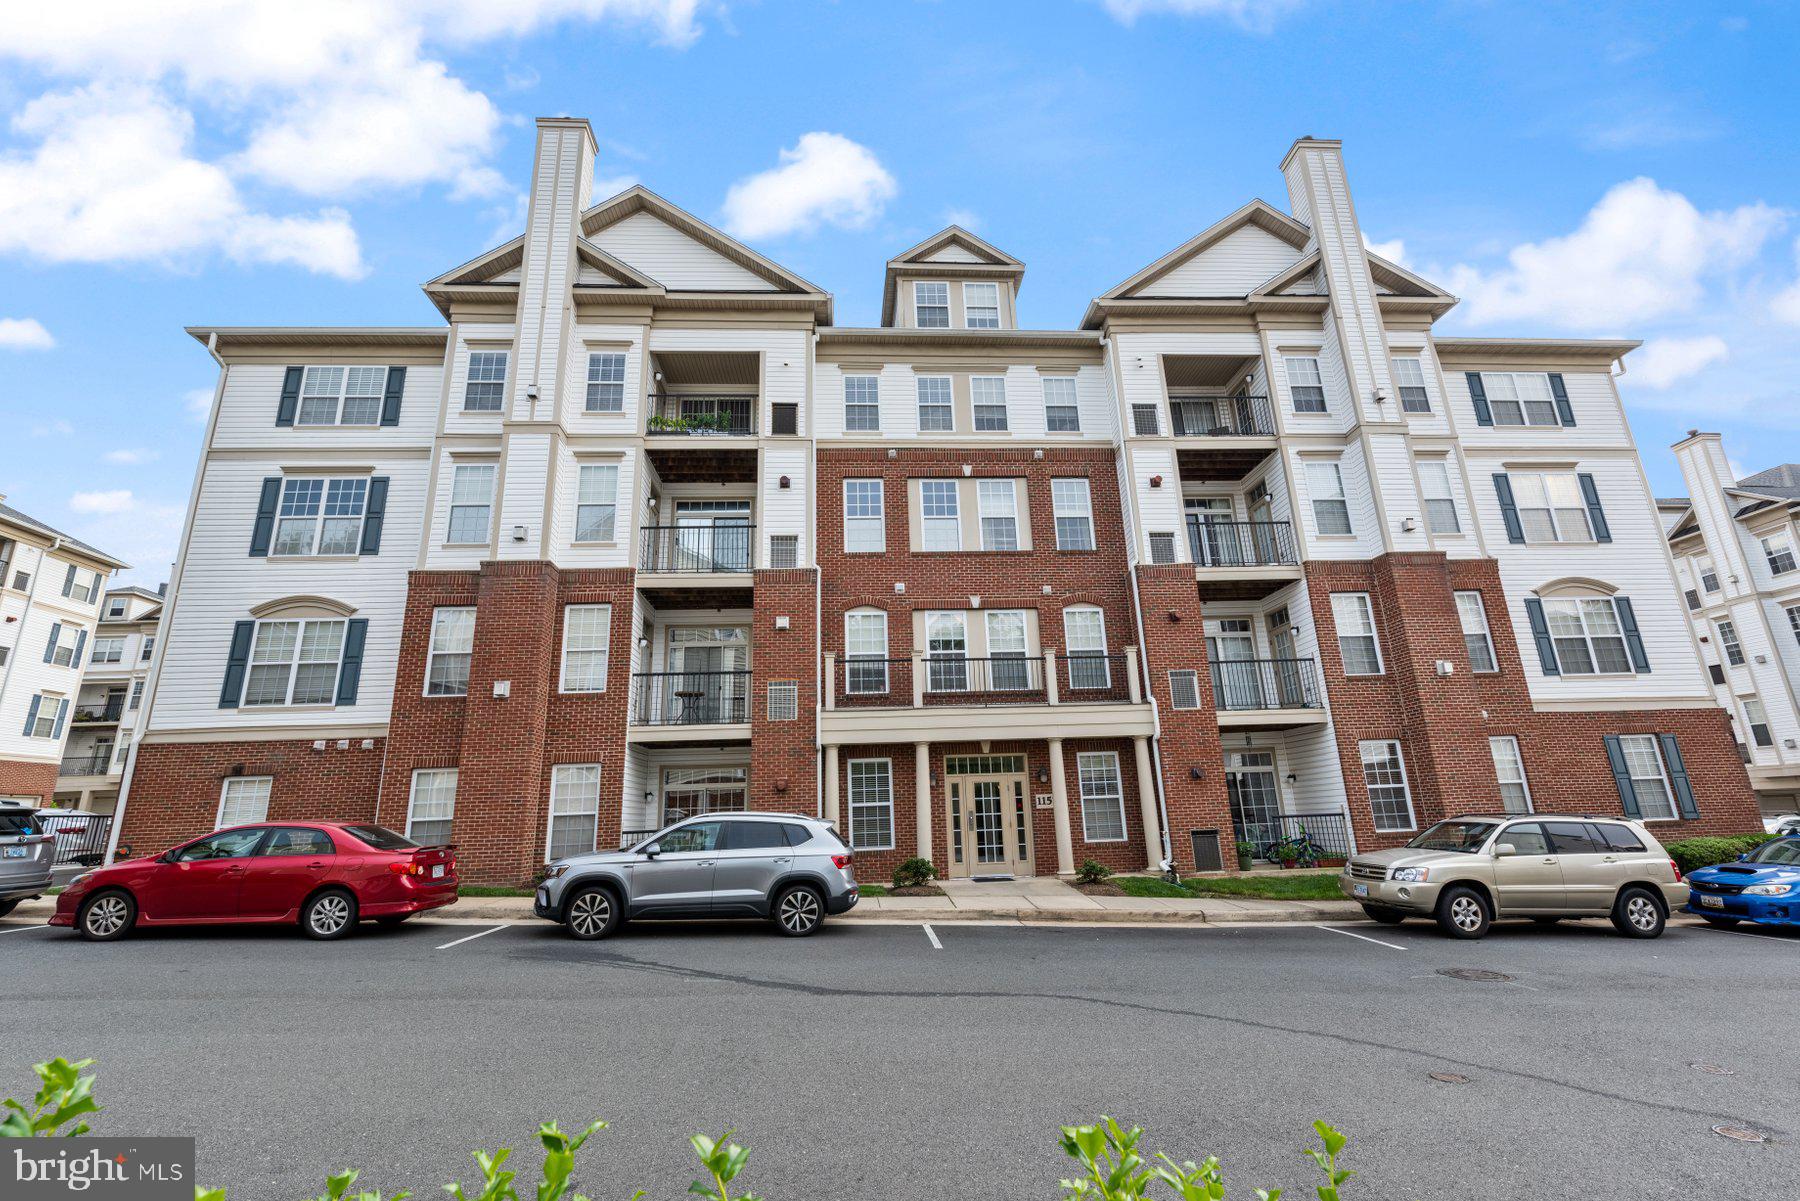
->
[748,569,820,811]
[0,759,59,805]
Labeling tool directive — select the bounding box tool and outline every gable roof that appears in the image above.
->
[889,226,1024,270]
[1738,463,1800,495]
[1098,200,1310,302]
[881,225,1026,325]
[582,185,828,299]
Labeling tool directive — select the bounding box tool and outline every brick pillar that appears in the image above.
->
[749,568,819,814]
[1134,564,1231,872]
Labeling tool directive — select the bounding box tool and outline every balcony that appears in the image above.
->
[71,699,124,725]
[1169,396,1274,438]
[1187,519,1303,600]
[639,524,755,575]
[58,753,117,778]
[645,393,756,437]
[630,670,751,741]
[1210,658,1326,729]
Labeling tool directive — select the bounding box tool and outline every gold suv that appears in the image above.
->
[1339,815,1686,939]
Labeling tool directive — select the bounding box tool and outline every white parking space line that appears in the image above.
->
[1317,924,1408,951]
[434,923,512,950]
[1711,926,1800,946]
[922,923,943,950]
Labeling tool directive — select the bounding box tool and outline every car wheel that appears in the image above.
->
[773,885,825,937]
[1435,886,1491,940]
[1701,915,1741,929]
[301,890,357,940]
[375,914,411,928]
[0,898,18,919]
[78,890,135,941]
[1360,904,1406,925]
[1611,887,1665,939]
[563,886,620,941]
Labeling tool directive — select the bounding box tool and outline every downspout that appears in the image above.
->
[1127,564,1176,878]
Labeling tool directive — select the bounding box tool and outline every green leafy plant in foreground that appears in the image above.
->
[0,1056,101,1137]
[1059,1116,1353,1200]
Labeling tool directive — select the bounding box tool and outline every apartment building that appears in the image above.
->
[52,584,165,813]
[1663,436,1800,817]
[0,498,127,803]
[113,119,1763,884]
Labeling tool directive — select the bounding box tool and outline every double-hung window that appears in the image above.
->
[547,765,601,860]
[24,694,62,737]
[1482,373,1559,426]
[1417,459,1459,534]
[463,351,507,411]
[1616,735,1676,820]
[848,759,895,850]
[1332,593,1382,675]
[844,480,885,553]
[1077,752,1126,842]
[243,619,345,706]
[447,464,495,545]
[574,463,618,542]
[971,376,1008,431]
[925,612,969,692]
[916,376,953,432]
[559,604,611,692]
[985,609,1030,690]
[140,635,155,662]
[1455,591,1497,673]
[217,777,272,827]
[915,281,949,328]
[1509,472,1593,543]
[1043,376,1080,432]
[1285,356,1326,413]
[1392,357,1430,413]
[298,366,385,426]
[46,625,78,667]
[273,477,367,556]
[585,352,626,412]
[425,607,474,696]
[1307,461,1352,535]
[1052,478,1094,550]
[843,375,880,432]
[1360,740,1416,832]
[1763,531,1797,576]
[1063,605,1110,690]
[1716,619,1744,666]
[1788,604,1800,648]
[1489,737,1532,813]
[845,610,889,694]
[90,637,125,665]
[1744,698,1774,748]
[963,282,1000,328]
[920,481,962,551]
[129,680,144,710]
[1543,597,1633,674]
[406,769,458,844]
[977,480,1019,551]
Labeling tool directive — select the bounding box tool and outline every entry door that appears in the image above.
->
[666,627,748,723]
[1208,620,1261,709]
[1186,497,1235,566]
[1226,751,1281,855]
[945,775,1031,877]
[673,500,752,571]
[1266,609,1304,707]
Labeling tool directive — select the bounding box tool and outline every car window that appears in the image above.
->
[1405,820,1498,853]
[1594,823,1646,853]
[260,828,335,857]
[724,822,791,851]
[175,829,267,861]
[0,812,40,838]
[657,822,723,854]
[781,823,814,847]
[1746,839,1800,866]
[1500,823,1550,856]
[342,825,417,851]
[1544,821,1605,855]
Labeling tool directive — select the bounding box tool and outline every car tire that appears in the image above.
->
[301,889,358,940]
[0,898,18,919]
[78,890,135,941]
[1701,915,1740,929]
[1360,904,1406,925]
[1611,887,1665,939]
[375,914,411,928]
[563,886,621,941]
[1435,886,1491,940]
[772,884,825,937]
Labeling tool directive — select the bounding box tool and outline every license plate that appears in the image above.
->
[2,846,28,859]
[431,864,445,879]
[1699,893,1723,909]
[1352,883,1368,898]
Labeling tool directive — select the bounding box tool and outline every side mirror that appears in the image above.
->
[642,842,661,859]
[1737,853,1749,862]
[1493,843,1518,858]
[159,849,179,864]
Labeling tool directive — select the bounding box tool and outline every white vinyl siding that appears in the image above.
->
[560,604,612,692]
[406,768,458,844]
[844,480,885,553]
[1077,751,1126,842]
[547,765,601,860]
[848,758,895,850]
[1331,593,1382,675]
[425,607,474,697]
[1360,740,1415,832]
[216,776,272,828]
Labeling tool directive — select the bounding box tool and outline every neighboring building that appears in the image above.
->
[53,584,166,813]
[0,498,127,804]
[1663,436,1800,817]
[114,119,1763,884]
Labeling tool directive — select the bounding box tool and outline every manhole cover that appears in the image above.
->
[1712,1125,1770,1144]
[1691,1062,1736,1076]
[1428,1072,1472,1084]
[1437,967,1513,982]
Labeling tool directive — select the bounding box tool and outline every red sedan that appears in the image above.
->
[52,823,457,941]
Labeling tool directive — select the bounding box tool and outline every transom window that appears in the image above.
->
[977,480,1019,551]
[425,607,474,696]
[1456,591,1497,673]
[1543,597,1632,675]
[547,765,601,860]
[575,463,618,542]
[1617,735,1675,821]
[1360,740,1416,832]
[273,477,367,557]
[1332,592,1382,675]
[1482,373,1559,426]
[560,603,612,692]
[463,350,507,411]
[1509,472,1593,543]
[406,769,458,844]
[243,619,345,706]
[1307,461,1351,535]
[848,759,895,850]
[1392,357,1429,413]
[915,281,949,328]
[844,375,880,432]
[920,480,962,551]
[1052,478,1094,550]
[1417,459,1459,534]
[844,479,885,553]
[1043,376,1080,432]
[447,463,495,545]
[971,376,1008,431]
[916,376,953,432]
[1763,531,1797,575]
[1077,751,1126,842]
[299,366,386,426]
[963,282,1000,328]
[845,609,890,694]
[1285,356,1326,413]
[1489,736,1532,813]
[585,352,626,413]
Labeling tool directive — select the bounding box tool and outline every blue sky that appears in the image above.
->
[3,0,1798,583]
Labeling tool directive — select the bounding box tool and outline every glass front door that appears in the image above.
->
[673,500,752,571]
[1208,619,1261,709]
[944,766,1031,877]
[1226,750,1281,856]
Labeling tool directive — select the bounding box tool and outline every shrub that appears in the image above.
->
[892,857,938,889]
[1075,859,1114,885]
[1666,832,1778,875]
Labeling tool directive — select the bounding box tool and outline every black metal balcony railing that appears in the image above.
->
[71,699,124,724]
[645,393,756,436]
[1231,811,1353,862]
[1057,652,1131,701]
[632,670,751,726]
[1169,395,1274,437]
[1210,658,1321,711]
[639,524,755,573]
[59,753,115,777]
[39,812,114,866]
[924,655,1046,705]
[1186,519,1298,568]
[837,656,911,706]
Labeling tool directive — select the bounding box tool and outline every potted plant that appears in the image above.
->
[1235,840,1255,871]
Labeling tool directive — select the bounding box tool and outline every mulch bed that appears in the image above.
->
[888,884,947,897]
[1071,881,1125,896]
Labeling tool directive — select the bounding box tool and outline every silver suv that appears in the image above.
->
[0,804,56,918]
[1341,814,1685,939]
[533,813,858,940]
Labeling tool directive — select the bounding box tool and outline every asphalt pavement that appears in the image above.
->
[2,913,1794,1199]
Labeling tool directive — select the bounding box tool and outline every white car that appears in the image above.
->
[1764,813,1800,836]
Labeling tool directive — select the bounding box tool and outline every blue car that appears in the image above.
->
[1685,836,1800,928]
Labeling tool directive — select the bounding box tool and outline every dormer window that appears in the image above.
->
[915,282,949,328]
[964,282,1000,329]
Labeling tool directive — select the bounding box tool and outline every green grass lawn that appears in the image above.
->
[856,884,889,896]
[1181,871,1343,900]
[1110,876,1196,899]
[458,885,536,898]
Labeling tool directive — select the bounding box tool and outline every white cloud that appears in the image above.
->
[103,448,161,465]
[1095,0,1299,31]
[185,388,215,422]
[70,489,137,515]
[0,317,54,350]
[592,174,640,203]
[722,133,896,240]
[30,420,73,438]
[1448,178,1782,331]
[1631,335,1730,388]
[1773,237,1800,325]
[1362,235,1407,267]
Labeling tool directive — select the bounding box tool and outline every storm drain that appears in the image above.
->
[1428,1072,1472,1085]
[1691,1062,1736,1076]
[1436,967,1514,982]
[1712,1125,1771,1145]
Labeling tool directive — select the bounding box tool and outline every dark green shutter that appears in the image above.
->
[1548,374,1576,426]
[336,618,368,705]
[21,695,41,737]
[249,478,282,556]
[1466,373,1492,426]
[1604,735,1641,818]
[359,477,389,555]
[1660,733,1699,819]
[220,621,255,708]
[1523,598,1559,675]
[1614,597,1650,673]
[380,366,406,427]
[277,366,303,427]
[1493,474,1524,543]
[43,621,61,663]
[1577,473,1610,542]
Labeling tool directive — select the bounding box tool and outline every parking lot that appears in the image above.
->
[2,913,1794,1199]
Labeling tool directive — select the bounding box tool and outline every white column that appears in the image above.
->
[1125,645,1142,703]
[1132,736,1162,870]
[1047,737,1074,876]
[822,651,837,710]
[911,650,926,707]
[823,744,840,826]
[1044,649,1059,704]
[914,742,933,861]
